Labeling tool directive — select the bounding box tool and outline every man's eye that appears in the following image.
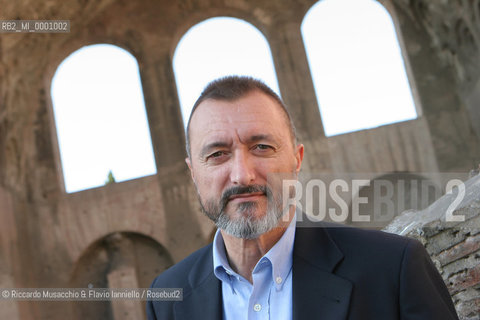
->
[208,151,225,159]
[255,144,272,150]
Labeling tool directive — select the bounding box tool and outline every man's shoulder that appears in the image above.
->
[297,220,417,261]
[150,243,213,289]
[324,222,410,246]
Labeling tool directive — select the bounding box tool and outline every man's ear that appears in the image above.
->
[185,157,195,181]
[294,144,304,174]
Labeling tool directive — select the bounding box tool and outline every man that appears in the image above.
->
[147,76,458,319]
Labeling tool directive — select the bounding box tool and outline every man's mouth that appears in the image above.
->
[228,192,265,201]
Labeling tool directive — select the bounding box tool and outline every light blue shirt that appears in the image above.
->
[212,215,296,320]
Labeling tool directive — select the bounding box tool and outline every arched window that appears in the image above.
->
[301,0,418,136]
[51,44,157,193]
[173,17,280,127]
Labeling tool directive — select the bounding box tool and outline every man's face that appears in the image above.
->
[186,90,304,239]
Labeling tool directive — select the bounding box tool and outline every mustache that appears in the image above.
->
[220,185,269,209]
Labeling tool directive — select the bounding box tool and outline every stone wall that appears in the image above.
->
[386,173,480,319]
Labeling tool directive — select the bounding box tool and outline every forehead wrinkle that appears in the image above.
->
[245,134,275,143]
[189,92,292,156]
[199,128,243,156]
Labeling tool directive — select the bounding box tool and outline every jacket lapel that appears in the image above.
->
[293,225,352,320]
[173,245,223,320]
[172,221,353,320]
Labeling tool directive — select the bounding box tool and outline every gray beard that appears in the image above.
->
[199,184,285,239]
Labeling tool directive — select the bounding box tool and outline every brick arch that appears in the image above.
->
[45,33,146,92]
[169,8,273,59]
[170,14,282,132]
[301,0,422,137]
[301,0,408,41]
[43,37,149,194]
[68,231,174,320]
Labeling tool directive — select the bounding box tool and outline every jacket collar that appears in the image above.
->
[174,220,353,320]
[292,223,353,320]
[174,244,223,320]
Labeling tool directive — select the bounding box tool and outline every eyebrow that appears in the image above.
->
[199,141,231,158]
[247,134,275,144]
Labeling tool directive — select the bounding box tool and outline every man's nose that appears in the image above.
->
[229,150,255,185]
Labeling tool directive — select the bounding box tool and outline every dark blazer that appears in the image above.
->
[147,224,458,319]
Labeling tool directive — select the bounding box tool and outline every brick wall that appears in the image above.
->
[385,173,480,320]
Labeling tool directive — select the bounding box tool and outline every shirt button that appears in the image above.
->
[253,303,262,312]
[276,276,283,284]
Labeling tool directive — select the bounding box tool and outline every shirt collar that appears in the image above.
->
[212,214,297,290]
[263,214,296,290]
[212,227,236,283]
